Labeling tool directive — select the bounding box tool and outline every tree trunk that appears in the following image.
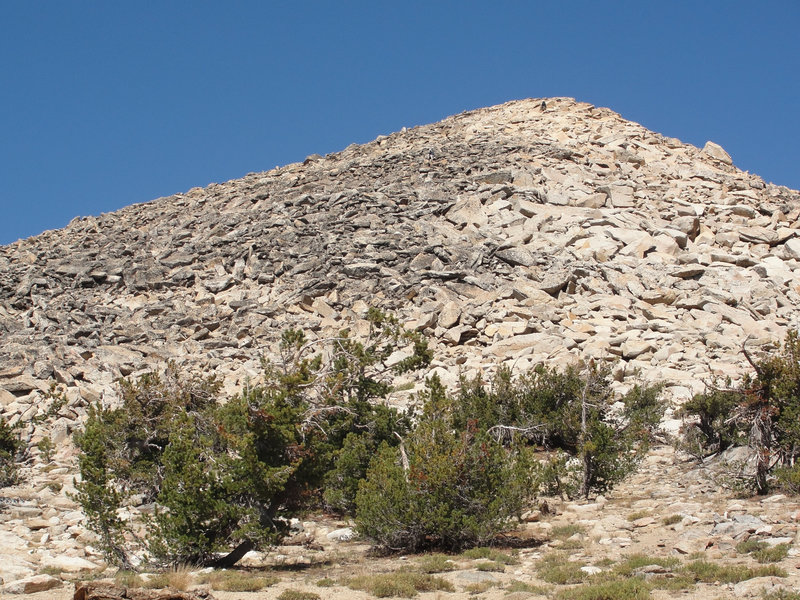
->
[208,540,255,568]
[580,380,591,499]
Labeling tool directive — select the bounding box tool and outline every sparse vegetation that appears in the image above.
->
[464,580,498,594]
[505,579,549,594]
[475,560,505,572]
[611,553,680,577]
[536,552,587,585]
[346,572,454,597]
[736,540,790,563]
[626,510,651,521]
[277,590,320,600]
[114,570,144,588]
[0,416,22,487]
[141,566,192,590]
[550,524,586,539]
[36,436,54,463]
[680,559,785,583]
[413,553,458,573]
[554,577,651,600]
[763,591,800,600]
[460,547,518,564]
[197,569,279,591]
[680,331,800,494]
[662,514,682,525]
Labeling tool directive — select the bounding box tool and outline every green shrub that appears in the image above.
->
[36,436,54,463]
[679,331,800,493]
[536,552,587,585]
[355,377,537,552]
[453,364,665,498]
[737,540,790,563]
[678,387,743,458]
[73,313,432,567]
[0,416,22,487]
[550,524,586,539]
[505,580,549,594]
[460,547,518,564]
[555,577,651,600]
[681,559,785,583]
[413,554,457,573]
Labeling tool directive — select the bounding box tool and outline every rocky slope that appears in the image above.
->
[2,97,800,589]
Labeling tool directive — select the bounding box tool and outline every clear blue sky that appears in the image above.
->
[1,1,798,245]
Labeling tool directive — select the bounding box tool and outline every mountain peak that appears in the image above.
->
[1,98,799,413]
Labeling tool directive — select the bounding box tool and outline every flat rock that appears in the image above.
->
[1,575,61,594]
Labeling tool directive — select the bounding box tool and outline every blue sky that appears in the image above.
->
[1,1,798,245]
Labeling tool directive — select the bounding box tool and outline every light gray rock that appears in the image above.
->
[702,141,733,165]
[326,527,356,542]
[1,575,61,595]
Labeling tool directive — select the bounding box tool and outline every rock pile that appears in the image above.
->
[1,97,800,586]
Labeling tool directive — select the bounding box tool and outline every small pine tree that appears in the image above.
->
[355,375,536,552]
[680,332,800,494]
[73,312,432,567]
[0,416,22,488]
[448,364,665,499]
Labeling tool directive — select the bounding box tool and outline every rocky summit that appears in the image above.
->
[2,97,800,591]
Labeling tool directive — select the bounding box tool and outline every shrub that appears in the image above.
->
[73,313,432,568]
[554,577,651,600]
[355,377,537,552]
[36,436,54,463]
[453,364,665,498]
[413,554,457,573]
[277,590,321,600]
[736,540,790,563]
[679,331,800,494]
[460,547,518,564]
[198,570,279,591]
[678,387,743,458]
[536,552,587,585]
[346,572,453,597]
[0,416,22,487]
[680,559,785,583]
[141,566,192,590]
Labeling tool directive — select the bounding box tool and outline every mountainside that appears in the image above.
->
[3,96,800,594]
[3,98,800,427]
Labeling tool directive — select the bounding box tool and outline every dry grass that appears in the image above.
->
[276,590,320,600]
[460,547,518,564]
[142,566,193,590]
[197,569,279,592]
[536,552,587,585]
[413,553,458,573]
[346,572,454,598]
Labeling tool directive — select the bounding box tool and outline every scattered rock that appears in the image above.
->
[1,575,61,595]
